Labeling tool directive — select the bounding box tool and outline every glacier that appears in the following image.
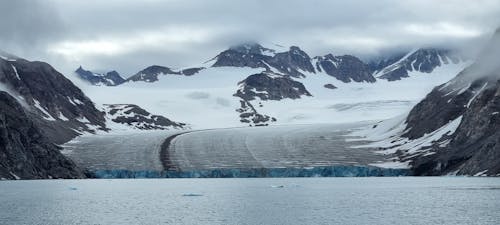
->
[91,166,410,178]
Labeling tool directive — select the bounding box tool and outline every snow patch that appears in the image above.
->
[33,99,56,121]
[11,65,21,80]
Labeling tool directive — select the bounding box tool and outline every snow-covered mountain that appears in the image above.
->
[0,55,108,144]
[77,43,468,129]
[351,29,500,176]
[75,66,125,86]
[370,48,465,81]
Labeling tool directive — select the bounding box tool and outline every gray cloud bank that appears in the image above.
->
[1,0,500,76]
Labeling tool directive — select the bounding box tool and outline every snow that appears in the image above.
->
[76,116,90,123]
[33,99,56,121]
[10,65,21,80]
[473,170,488,177]
[76,61,467,130]
[466,82,488,108]
[350,115,463,158]
[58,112,70,121]
[374,48,418,78]
[9,172,20,180]
[369,161,410,169]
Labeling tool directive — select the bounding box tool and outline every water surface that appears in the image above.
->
[1,177,499,225]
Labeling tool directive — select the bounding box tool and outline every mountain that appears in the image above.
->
[355,29,500,176]
[75,66,125,86]
[211,43,315,78]
[125,65,204,82]
[314,54,375,83]
[212,43,371,81]
[83,43,463,86]
[0,56,107,144]
[0,52,112,179]
[0,91,85,179]
[371,48,464,81]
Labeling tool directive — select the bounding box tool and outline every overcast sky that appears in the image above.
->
[1,0,500,76]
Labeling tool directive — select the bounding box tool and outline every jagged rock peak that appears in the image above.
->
[229,42,276,55]
[125,65,205,83]
[315,54,376,83]
[373,47,464,81]
[75,66,125,86]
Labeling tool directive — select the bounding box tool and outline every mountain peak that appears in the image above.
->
[75,67,125,86]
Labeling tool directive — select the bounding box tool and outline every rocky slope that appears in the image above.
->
[371,48,464,81]
[0,91,85,179]
[233,72,311,126]
[314,54,375,83]
[0,57,107,144]
[75,66,125,86]
[357,29,500,176]
[125,65,204,82]
[104,104,186,130]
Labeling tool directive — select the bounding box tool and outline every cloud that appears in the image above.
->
[1,0,500,76]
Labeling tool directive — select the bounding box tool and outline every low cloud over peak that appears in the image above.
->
[1,0,500,75]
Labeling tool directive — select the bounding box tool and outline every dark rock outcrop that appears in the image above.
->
[212,43,315,78]
[126,65,180,82]
[212,43,274,69]
[181,67,205,76]
[125,65,205,82]
[0,91,85,179]
[268,46,315,77]
[324,84,337,89]
[234,72,312,101]
[233,72,309,126]
[104,104,186,130]
[235,100,276,126]
[315,54,376,83]
[75,66,125,86]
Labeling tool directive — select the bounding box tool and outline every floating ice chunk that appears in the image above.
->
[182,193,203,197]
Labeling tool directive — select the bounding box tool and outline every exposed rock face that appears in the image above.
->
[126,65,180,82]
[75,66,125,86]
[125,65,205,82]
[373,48,464,81]
[269,46,315,77]
[324,84,337,89]
[0,91,85,179]
[104,104,186,130]
[400,30,500,176]
[212,43,315,78]
[181,67,205,76]
[234,72,312,101]
[0,57,107,144]
[315,54,376,83]
[212,43,274,69]
[235,100,276,126]
[233,72,310,126]
[409,80,500,176]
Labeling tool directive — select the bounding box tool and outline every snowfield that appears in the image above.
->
[75,61,469,130]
